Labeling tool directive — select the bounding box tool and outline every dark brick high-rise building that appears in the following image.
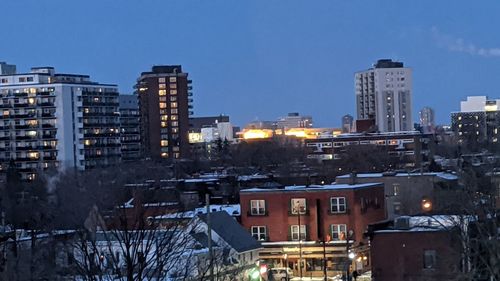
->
[135,66,192,160]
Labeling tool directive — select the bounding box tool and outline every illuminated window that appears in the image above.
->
[170,83,177,89]
[173,146,179,152]
[172,128,178,133]
[84,108,90,113]
[171,109,178,114]
[161,122,167,128]
[161,115,168,121]
[171,121,178,127]
[169,77,177,83]
[27,131,37,137]
[159,84,166,89]
[159,90,167,96]
[174,152,180,158]
[160,140,168,147]
[3,110,9,116]
[159,96,167,102]
[159,77,166,83]
[84,140,91,146]
[170,102,178,108]
[28,98,35,104]
[171,115,178,121]
[96,149,102,156]
[28,152,39,159]
[291,198,307,214]
[29,88,37,94]
[161,152,168,158]
[170,90,177,95]
[26,120,37,126]
[170,96,177,102]
[159,103,167,109]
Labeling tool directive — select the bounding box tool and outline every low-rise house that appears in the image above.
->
[240,183,386,278]
[367,215,474,281]
[335,172,459,219]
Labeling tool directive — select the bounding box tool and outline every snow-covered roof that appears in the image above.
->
[237,174,269,181]
[151,204,241,220]
[240,182,381,193]
[375,215,475,233]
[336,172,458,180]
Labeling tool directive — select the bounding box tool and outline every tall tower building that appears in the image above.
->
[276,112,313,130]
[0,66,120,180]
[119,95,141,161]
[135,66,192,160]
[355,59,413,132]
[451,96,500,147]
[419,106,435,133]
[341,114,354,133]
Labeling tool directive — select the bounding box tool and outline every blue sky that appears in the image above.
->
[2,1,500,127]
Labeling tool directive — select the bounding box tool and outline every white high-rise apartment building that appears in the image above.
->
[355,59,413,132]
[0,66,120,180]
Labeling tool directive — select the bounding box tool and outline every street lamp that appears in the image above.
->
[421,198,432,212]
[345,230,354,281]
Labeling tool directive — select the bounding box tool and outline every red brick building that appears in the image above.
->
[367,216,463,281]
[240,183,386,277]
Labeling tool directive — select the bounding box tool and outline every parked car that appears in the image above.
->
[268,267,294,281]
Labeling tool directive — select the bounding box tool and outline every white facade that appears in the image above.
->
[355,60,413,132]
[0,66,120,179]
[460,96,500,112]
[200,121,233,143]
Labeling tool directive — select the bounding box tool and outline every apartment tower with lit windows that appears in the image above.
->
[355,59,413,132]
[0,65,120,180]
[135,66,192,160]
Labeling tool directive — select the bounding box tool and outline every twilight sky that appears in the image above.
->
[2,0,500,127]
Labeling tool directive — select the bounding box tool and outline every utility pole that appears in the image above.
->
[206,194,214,281]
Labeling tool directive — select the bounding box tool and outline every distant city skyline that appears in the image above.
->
[2,1,500,127]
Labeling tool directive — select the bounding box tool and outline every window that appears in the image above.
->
[171,109,178,114]
[171,115,178,121]
[171,102,178,108]
[170,83,177,89]
[330,224,347,241]
[250,200,266,215]
[159,102,166,109]
[330,197,346,213]
[290,225,306,241]
[160,140,168,147]
[423,250,436,269]
[159,90,166,96]
[169,77,177,83]
[159,84,166,89]
[170,90,177,95]
[171,121,178,127]
[393,202,401,215]
[170,96,177,102]
[158,77,166,83]
[161,115,168,121]
[251,226,267,241]
[290,198,307,214]
[393,183,400,196]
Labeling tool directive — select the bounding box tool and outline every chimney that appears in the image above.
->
[349,171,357,185]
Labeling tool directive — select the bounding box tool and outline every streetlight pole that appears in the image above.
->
[295,202,303,279]
[323,239,327,281]
[345,230,354,281]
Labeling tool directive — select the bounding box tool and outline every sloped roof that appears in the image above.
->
[198,211,261,253]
